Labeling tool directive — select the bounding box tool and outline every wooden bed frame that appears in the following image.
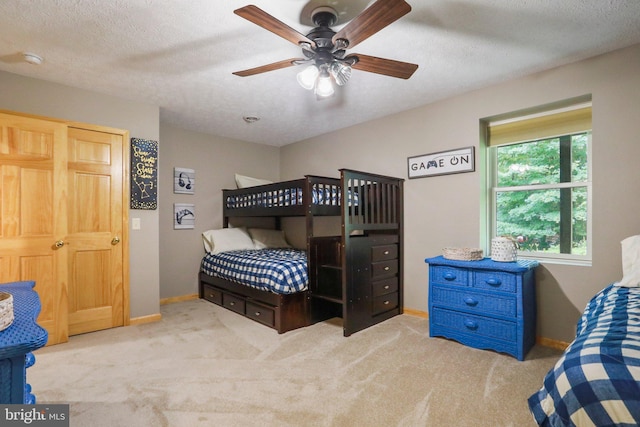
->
[199,272,309,333]
[198,169,404,336]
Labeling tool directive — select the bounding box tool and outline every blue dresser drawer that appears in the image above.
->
[430,285,517,317]
[431,307,517,342]
[473,271,516,293]
[431,266,468,286]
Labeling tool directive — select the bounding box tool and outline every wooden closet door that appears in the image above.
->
[0,113,69,345]
[67,127,125,335]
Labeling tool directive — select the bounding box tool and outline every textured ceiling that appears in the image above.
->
[1,0,639,146]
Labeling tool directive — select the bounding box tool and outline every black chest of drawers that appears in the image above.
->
[310,233,402,336]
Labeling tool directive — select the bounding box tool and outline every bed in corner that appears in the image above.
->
[528,284,640,426]
[529,235,640,426]
[200,245,310,334]
[198,169,404,336]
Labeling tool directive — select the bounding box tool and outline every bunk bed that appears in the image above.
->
[198,169,404,336]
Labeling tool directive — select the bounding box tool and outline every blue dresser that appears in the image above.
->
[425,256,538,361]
[0,281,48,403]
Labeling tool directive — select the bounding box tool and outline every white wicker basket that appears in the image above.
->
[442,247,484,261]
[491,237,518,262]
[0,291,14,331]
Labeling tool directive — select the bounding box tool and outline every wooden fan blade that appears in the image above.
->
[332,0,411,49]
[347,54,418,79]
[235,5,315,48]
[233,58,304,77]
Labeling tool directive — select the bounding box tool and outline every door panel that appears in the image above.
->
[0,113,68,345]
[71,249,110,310]
[21,168,54,235]
[21,255,56,330]
[67,127,124,336]
[73,173,111,232]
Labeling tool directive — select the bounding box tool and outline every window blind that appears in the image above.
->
[487,106,592,146]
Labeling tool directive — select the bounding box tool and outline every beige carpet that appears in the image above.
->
[29,299,562,427]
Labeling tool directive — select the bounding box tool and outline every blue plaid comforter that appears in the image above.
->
[529,284,640,426]
[201,249,308,294]
[225,186,358,209]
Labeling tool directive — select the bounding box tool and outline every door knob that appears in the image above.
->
[111,236,121,245]
[54,240,66,249]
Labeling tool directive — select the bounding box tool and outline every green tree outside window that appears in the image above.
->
[493,133,589,255]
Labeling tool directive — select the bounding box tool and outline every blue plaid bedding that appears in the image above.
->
[529,284,640,426]
[225,185,357,209]
[201,248,308,294]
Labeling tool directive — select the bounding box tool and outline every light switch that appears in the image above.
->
[132,218,141,230]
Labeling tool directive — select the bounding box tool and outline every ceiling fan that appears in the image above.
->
[232,0,419,98]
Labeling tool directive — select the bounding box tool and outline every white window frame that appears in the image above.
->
[484,106,593,266]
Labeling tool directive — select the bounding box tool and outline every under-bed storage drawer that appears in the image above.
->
[202,285,223,305]
[223,293,245,314]
[246,301,275,327]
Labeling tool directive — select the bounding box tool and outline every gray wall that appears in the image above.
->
[3,43,639,343]
[0,70,160,319]
[280,44,640,342]
[158,124,280,299]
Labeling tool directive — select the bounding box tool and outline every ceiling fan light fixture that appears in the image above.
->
[330,61,352,86]
[314,69,334,98]
[297,65,319,90]
[232,1,418,100]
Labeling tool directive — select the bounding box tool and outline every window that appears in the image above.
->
[485,104,592,264]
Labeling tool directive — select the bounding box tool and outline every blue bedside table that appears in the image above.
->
[425,256,538,361]
[0,281,48,403]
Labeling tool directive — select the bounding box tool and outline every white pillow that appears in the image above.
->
[202,227,255,254]
[248,228,291,249]
[235,173,273,189]
[618,234,640,287]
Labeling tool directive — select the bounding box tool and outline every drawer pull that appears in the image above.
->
[255,311,261,316]
[384,285,390,290]
[464,297,478,306]
[384,250,390,255]
[209,293,215,299]
[443,273,456,281]
[486,278,502,286]
[384,300,390,305]
[464,319,479,330]
[384,266,390,271]
[229,301,235,306]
